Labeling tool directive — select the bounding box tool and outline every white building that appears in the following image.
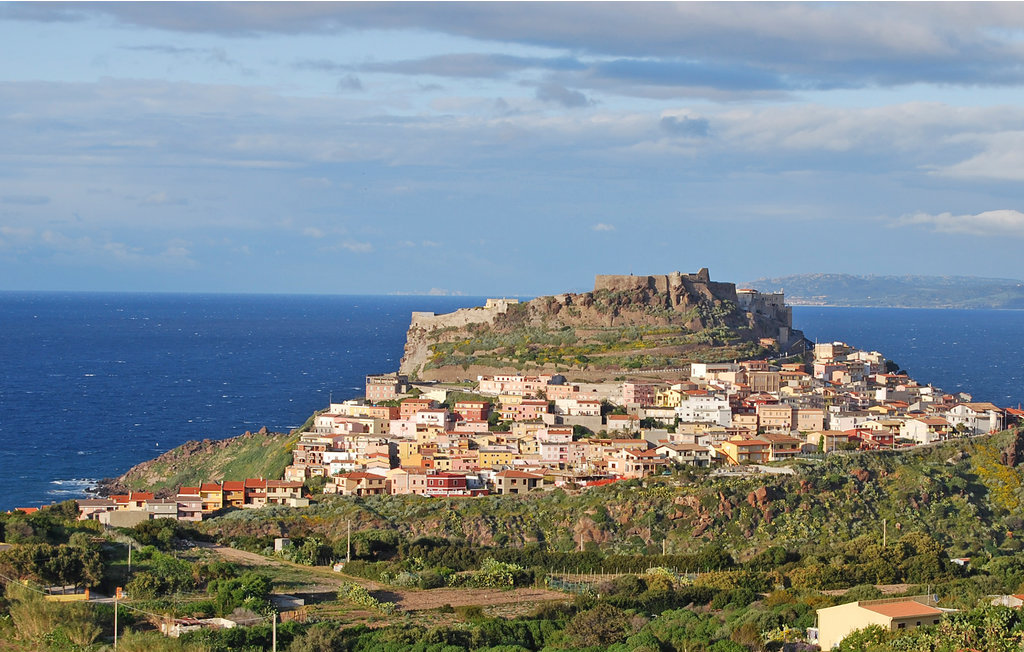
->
[675,395,732,426]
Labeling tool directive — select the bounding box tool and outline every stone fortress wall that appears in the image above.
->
[594,269,740,306]
[410,298,519,332]
[737,289,792,329]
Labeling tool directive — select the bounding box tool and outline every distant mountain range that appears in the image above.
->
[745,274,1024,309]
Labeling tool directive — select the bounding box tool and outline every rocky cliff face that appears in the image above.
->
[400,270,802,380]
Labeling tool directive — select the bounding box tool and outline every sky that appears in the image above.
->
[2,2,1024,296]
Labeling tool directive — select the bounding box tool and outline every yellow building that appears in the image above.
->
[518,437,540,455]
[716,436,769,465]
[816,597,944,650]
[396,441,421,466]
[478,449,517,468]
[199,483,223,513]
[655,388,684,408]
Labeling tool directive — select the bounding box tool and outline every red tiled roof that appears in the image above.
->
[200,483,222,492]
[222,481,244,491]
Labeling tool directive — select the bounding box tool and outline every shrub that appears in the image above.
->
[337,582,398,615]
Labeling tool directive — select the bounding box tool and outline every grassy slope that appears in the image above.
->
[118,430,300,492]
[206,430,1024,561]
[117,411,319,492]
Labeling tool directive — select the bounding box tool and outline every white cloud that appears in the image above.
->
[592,223,615,231]
[140,191,187,206]
[302,227,325,239]
[935,131,1024,180]
[336,240,373,254]
[894,209,1024,237]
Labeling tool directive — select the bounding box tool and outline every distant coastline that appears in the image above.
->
[747,273,1024,310]
[786,302,1024,310]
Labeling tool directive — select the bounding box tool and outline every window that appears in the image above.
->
[897,623,905,629]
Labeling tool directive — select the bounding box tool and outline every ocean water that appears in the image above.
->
[793,307,1024,408]
[0,294,1021,510]
[0,293,482,510]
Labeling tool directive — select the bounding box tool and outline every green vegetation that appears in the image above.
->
[6,431,1024,650]
[116,429,302,493]
[426,321,766,372]
[203,431,1021,562]
[411,280,779,376]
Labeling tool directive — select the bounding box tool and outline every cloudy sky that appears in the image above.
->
[2,2,1024,296]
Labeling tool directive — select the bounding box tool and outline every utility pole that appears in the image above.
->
[272,612,277,652]
[113,591,118,650]
[883,519,887,548]
[346,519,351,563]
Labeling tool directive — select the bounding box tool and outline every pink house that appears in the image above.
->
[607,449,667,479]
[499,399,551,422]
[622,382,659,406]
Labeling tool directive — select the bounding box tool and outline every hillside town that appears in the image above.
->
[74,333,1020,523]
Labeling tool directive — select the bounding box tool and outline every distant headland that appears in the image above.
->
[746,273,1024,309]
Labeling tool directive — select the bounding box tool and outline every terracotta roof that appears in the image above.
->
[222,481,244,491]
[178,486,200,495]
[244,478,267,488]
[731,439,770,447]
[960,402,1002,412]
[861,601,942,619]
[78,498,117,507]
[495,470,543,479]
[200,483,222,492]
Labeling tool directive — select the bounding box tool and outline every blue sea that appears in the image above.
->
[1,294,1022,511]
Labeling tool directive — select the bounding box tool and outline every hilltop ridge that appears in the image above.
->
[400,269,805,381]
[747,273,1024,309]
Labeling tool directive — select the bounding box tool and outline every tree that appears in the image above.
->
[287,623,347,652]
[564,603,633,647]
[838,624,891,651]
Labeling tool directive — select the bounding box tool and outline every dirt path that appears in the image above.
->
[821,583,911,596]
[196,542,569,612]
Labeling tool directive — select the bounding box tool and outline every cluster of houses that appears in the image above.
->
[75,479,306,525]
[278,347,1017,499]
[70,342,1018,521]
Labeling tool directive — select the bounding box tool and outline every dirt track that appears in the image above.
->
[196,542,568,612]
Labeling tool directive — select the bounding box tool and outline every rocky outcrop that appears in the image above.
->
[399,269,804,379]
[1000,429,1024,467]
